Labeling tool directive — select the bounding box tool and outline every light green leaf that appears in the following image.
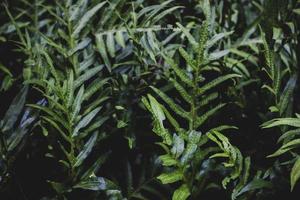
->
[268,139,300,158]
[291,157,300,191]
[157,170,183,184]
[106,32,115,58]
[115,31,125,48]
[172,184,190,200]
[159,154,177,166]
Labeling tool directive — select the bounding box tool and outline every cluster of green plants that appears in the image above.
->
[0,0,300,199]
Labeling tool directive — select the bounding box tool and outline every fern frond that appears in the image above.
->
[197,74,241,96]
[150,86,190,120]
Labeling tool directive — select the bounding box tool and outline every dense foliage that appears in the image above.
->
[0,0,300,199]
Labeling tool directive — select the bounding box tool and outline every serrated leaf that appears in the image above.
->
[84,77,110,101]
[195,103,226,128]
[151,86,189,120]
[164,56,193,87]
[178,47,196,70]
[73,2,106,37]
[197,74,241,96]
[170,78,193,105]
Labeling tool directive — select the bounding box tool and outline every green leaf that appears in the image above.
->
[262,118,300,128]
[293,9,300,15]
[81,153,109,180]
[26,104,66,129]
[278,128,300,143]
[209,49,231,60]
[41,49,60,82]
[68,37,91,56]
[74,176,106,191]
[198,92,218,107]
[106,32,116,58]
[180,131,201,164]
[170,78,193,105]
[164,56,193,87]
[152,6,183,24]
[74,132,98,167]
[279,75,297,115]
[72,2,107,37]
[207,31,234,48]
[96,34,111,72]
[115,31,125,48]
[268,139,300,158]
[176,22,198,49]
[178,47,196,70]
[151,86,189,120]
[41,116,71,143]
[233,179,272,199]
[72,107,102,137]
[2,86,28,131]
[172,184,190,200]
[84,77,110,101]
[157,170,183,184]
[7,128,28,152]
[71,85,85,122]
[171,134,185,158]
[74,65,103,89]
[159,154,177,166]
[195,103,226,128]
[197,74,241,96]
[147,94,166,124]
[291,157,300,191]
